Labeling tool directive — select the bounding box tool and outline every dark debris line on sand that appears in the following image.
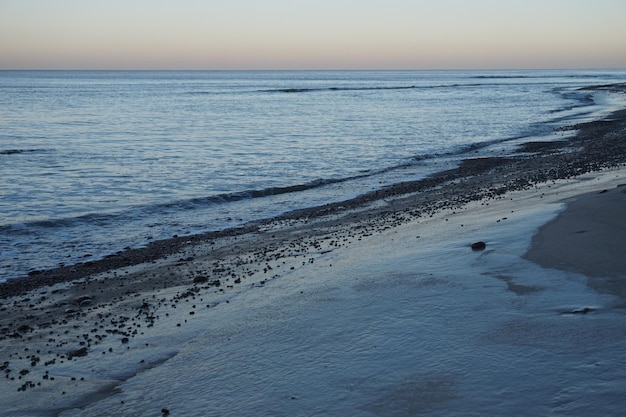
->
[2,86,626,299]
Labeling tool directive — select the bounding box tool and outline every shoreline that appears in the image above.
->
[2,101,626,299]
[1,84,626,415]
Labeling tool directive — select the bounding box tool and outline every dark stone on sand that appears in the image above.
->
[571,307,595,315]
[68,347,88,358]
[193,276,208,284]
[75,295,93,306]
[17,324,32,333]
[471,241,486,251]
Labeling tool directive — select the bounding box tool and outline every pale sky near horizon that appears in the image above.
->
[1,0,625,70]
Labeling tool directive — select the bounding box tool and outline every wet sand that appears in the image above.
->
[1,84,626,415]
[525,184,626,304]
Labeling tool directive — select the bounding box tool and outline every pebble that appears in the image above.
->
[471,241,487,251]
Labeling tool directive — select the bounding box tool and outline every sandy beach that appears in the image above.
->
[526,184,626,305]
[2,90,626,415]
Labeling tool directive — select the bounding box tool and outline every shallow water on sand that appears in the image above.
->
[42,172,626,417]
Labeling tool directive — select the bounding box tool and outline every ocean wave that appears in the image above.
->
[0,148,42,155]
[409,139,512,163]
[0,176,367,234]
[0,212,118,234]
[259,83,503,94]
[0,124,560,238]
[161,177,367,210]
[185,83,492,96]
[544,90,597,117]
[471,75,535,79]
[258,85,438,94]
[472,74,610,80]
[578,82,626,93]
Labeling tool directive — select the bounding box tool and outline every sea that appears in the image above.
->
[1,69,626,281]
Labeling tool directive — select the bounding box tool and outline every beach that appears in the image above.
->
[2,94,626,415]
[526,183,626,305]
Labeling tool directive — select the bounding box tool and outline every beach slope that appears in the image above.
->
[526,183,626,304]
[1,90,626,416]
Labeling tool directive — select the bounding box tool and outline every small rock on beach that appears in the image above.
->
[471,241,487,251]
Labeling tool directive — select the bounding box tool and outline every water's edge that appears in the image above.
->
[2,83,625,297]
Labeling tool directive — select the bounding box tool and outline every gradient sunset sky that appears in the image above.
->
[1,0,625,70]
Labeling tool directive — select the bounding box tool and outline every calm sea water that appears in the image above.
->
[1,70,625,281]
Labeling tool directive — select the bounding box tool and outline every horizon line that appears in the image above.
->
[2,67,626,72]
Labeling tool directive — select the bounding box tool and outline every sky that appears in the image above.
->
[1,0,625,70]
